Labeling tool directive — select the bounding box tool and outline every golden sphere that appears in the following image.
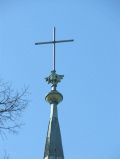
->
[45,90,63,104]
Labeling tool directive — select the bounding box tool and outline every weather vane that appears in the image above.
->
[35,27,74,72]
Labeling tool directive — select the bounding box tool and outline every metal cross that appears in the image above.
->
[35,27,74,71]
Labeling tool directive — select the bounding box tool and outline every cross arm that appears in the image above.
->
[35,39,74,45]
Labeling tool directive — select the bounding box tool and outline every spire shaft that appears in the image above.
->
[44,103,64,159]
[50,104,58,119]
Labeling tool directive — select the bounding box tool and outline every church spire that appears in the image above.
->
[35,27,73,159]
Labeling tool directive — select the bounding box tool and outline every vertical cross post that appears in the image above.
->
[35,27,74,72]
[53,27,56,71]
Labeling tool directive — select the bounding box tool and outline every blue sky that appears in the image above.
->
[0,0,120,159]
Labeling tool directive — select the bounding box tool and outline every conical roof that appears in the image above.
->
[44,104,64,159]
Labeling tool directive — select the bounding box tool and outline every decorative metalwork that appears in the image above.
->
[45,70,64,86]
[45,90,63,104]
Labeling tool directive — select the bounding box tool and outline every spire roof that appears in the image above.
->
[44,104,64,159]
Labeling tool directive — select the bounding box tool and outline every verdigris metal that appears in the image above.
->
[35,27,73,159]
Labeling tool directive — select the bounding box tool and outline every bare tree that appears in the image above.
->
[0,81,28,135]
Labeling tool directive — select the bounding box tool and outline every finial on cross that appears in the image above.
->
[35,27,74,72]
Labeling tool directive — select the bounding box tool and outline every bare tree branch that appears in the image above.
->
[0,81,28,135]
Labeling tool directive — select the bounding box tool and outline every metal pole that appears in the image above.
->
[53,27,56,71]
